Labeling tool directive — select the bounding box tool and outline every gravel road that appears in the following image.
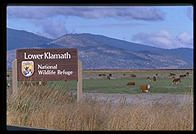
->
[83,93,193,107]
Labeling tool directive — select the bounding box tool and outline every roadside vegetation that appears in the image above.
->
[7,85,193,130]
[7,70,193,130]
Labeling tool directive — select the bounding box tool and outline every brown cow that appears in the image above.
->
[99,74,106,76]
[146,76,152,81]
[186,72,189,76]
[131,74,136,77]
[127,82,135,86]
[141,85,150,93]
[107,76,111,80]
[169,73,176,77]
[172,78,181,84]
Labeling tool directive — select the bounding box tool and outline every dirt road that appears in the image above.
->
[83,93,193,107]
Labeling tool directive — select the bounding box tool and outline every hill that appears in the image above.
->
[7,29,193,70]
[7,28,52,50]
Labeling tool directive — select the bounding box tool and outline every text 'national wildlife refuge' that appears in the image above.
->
[17,48,78,81]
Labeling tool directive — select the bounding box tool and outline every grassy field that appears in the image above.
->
[83,70,193,93]
[6,69,194,130]
[7,69,193,94]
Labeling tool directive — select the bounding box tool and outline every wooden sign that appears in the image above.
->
[16,48,78,81]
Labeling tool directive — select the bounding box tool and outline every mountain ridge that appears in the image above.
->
[7,28,53,50]
[7,28,193,70]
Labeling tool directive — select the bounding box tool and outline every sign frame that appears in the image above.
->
[16,48,78,81]
[12,48,83,102]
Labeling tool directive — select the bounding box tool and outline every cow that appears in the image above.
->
[186,72,189,76]
[130,74,136,77]
[141,85,150,93]
[109,73,112,77]
[169,73,176,77]
[146,76,152,81]
[172,78,181,84]
[127,82,135,86]
[99,74,106,76]
[153,76,157,81]
[123,73,126,76]
[107,76,111,80]
[155,73,158,76]
[179,74,186,78]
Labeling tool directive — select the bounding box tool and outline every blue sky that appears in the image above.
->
[7,6,193,49]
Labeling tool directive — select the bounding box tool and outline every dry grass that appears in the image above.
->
[7,86,193,130]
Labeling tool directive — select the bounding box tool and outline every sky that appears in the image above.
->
[7,6,193,49]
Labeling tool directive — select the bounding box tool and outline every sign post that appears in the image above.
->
[77,60,83,102]
[11,48,82,102]
[12,59,18,97]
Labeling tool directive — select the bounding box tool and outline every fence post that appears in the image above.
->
[12,59,18,97]
[77,60,83,102]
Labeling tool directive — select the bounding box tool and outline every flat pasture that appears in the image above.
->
[82,69,193,94]
[7,69,193,94]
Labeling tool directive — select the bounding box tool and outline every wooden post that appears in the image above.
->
[77,60,83,102]
[12,59,18,97]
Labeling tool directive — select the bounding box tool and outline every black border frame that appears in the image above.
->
[1,0,195,133]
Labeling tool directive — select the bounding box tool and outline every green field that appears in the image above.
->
[7,70,193,94]
[7,70,194,130]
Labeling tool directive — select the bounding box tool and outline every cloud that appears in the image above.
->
[186,7,193,20]
[33,19,68,39]
[132,30,193,49]
[7,6,165,38]
[177,32,193,47]
[78,22,146,28]
[7,6,165,21]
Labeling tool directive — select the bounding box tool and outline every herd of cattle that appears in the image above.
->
[98,71,190,93]
[6,71,191,93]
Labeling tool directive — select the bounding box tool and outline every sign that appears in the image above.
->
[17,48,78,81]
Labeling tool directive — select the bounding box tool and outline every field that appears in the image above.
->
[7,69,193,94]
[6,69,194,130]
